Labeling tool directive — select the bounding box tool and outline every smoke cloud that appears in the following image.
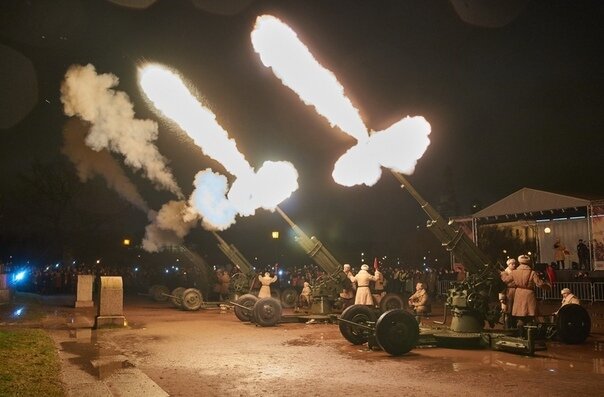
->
[60,63,183,198]
[61,118,150,213]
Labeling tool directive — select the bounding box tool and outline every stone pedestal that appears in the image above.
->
[0,274,10,304]
[75,275,95,308]
[95,276,126,328]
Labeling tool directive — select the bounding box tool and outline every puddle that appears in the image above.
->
[63,316,132,380]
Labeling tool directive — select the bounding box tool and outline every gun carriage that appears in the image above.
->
[336,171,591,356]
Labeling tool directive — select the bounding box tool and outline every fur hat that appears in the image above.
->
[361,264,369,271]
[506,258,517,266]
[561,288,571,295]
[517,255,531,265]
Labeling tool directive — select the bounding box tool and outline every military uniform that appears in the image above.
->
[349,265,376,305]
[258,273,278,298]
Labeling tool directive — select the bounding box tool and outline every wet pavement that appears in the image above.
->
[2,294,604,396]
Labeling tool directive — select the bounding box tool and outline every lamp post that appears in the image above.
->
[272,231,279,265]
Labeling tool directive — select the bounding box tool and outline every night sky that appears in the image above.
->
[1,0,603,266]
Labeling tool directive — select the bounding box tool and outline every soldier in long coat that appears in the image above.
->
[348,264,376,305]
[502,255,550,327]
[258,272,278,298]
[500,258,517,328]
[408,282,431,315]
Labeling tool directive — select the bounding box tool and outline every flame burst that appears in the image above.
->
[252,15,431,187]
[139,64,298,229]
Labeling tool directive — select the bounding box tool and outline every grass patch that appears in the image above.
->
[0,328,64,396]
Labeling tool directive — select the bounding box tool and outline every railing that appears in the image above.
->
[536,281,592,302]
[438,279,604,303]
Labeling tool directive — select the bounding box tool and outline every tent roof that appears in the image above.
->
[473,188,591,218]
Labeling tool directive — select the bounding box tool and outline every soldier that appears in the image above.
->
[372,262,386,305]
[215,269,231,301]
[340,264,355,309]
[299,281,312,308]
[560,287,580,306]
[348,264,376,305]
[258,271,278,298]
[408,282,431,316]
[500,258,517,329]
[503,255,551,329]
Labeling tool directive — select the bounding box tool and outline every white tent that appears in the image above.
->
[465,188,604,270]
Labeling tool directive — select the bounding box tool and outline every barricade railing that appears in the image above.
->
[437,280,454,296]
[436,279,601,302]
[593,282,604,302]
[536,281,592,302]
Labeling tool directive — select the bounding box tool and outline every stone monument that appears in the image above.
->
[95,276,126,328]
[75,274,95,308]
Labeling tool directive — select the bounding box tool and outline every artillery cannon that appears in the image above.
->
[274,206,405,314]
[336,171,591,355]
[163,234,298,311]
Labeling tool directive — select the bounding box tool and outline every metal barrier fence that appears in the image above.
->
[536,282,591,301]
[437,280,604,303]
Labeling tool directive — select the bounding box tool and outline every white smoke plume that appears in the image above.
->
[61,118,150,213]
[252,15,431,187]
[142,200,199,252]
[60,63,183,198]
[139,64,299,230]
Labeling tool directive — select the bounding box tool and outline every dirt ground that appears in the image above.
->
[29,295,603,397]
[4,294,604,397]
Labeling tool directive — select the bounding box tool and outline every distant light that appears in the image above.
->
[569,216,585,220]
[13,307,24,317]
[13,271,27,283]
[278,270,283,276]
[503,249,507,254]
[165,269,169,273]
[272,231,279,239]
[123,239,131,246]
[96,259,100,264]
[134,267,139,272]
[55,264,60,268]
[552,217,567,221]
[72,261,76,265]
[544,227,551,234]
[528,251,532,256]
[175,267,179,271]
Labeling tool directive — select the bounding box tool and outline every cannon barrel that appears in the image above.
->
[275,206,342,274]
[212,231,255,277]
[391,171,492,274]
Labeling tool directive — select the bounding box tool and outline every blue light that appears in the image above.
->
[14,271,26,282]
[278,270,283,276]
[134,267,139,272]
[13,307,24,317]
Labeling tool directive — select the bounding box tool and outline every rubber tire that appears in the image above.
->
[181,288,203,311]
[252,297,282,327]
[280,288,298,308]
[234,294,258,322]
[170,287,186,308]
[380,293,405,312]
[375,309,419,356]
[151,285,170,302]
[338,304,378,345]
[556,303,591,344]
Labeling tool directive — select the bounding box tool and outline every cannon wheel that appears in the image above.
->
[375,309,419,356]
[380,293,405,312]
[252,297,282,327]
[170,287,186,308]
[556,303,591,344]
[280,288,298,308]
[234,294,258,322]
[338,304,378,345]
[149,284,170,302]
[181,288,203,311]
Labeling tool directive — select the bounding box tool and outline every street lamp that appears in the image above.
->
[272,231,279,265]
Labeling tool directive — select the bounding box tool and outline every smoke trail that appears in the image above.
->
[139,64,298,229]
[61,118,150,213]
[252,15,431,187]
[60,63,183,198]
[142,200,199,252]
